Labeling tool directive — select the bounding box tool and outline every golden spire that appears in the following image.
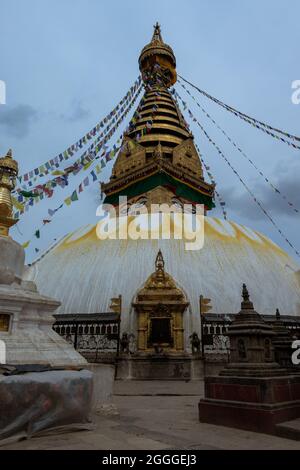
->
[0,149,18,236]
[139,23,177,87]
[102,26,215,212]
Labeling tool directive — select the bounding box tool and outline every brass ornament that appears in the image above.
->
[133,250,188,352]
[0,149,19,236]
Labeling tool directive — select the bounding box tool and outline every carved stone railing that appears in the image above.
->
[53,312,120,363]
[202,313,300,362]
[52,312,300,364]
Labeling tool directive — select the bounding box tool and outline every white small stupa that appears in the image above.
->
[0,149,86,367]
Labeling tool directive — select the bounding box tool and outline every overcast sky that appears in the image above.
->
[1,0,300,263]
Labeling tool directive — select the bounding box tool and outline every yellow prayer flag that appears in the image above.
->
[83,161,93,170]
[11,196,25,211]
[51,170,65,176]
[64,197,72,206]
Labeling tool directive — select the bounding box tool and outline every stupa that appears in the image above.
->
[0,149,86,367]
[26,25,300,379]
[199,285,300,435]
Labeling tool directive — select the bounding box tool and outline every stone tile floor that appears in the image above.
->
[1,380,300,450]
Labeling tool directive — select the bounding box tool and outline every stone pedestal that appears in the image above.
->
[199,284,300,435]
[199,374,300,434]
[0,235,86,367]
[272,309,294,369]
[116,352,203,380]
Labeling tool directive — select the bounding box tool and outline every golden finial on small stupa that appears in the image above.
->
[155,249,165,281]
[0,148,19,236]
[241,283,254,310]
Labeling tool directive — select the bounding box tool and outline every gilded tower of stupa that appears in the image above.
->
[102,23,215,211]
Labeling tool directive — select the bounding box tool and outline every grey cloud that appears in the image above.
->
[218,159,300,221]
[60,101,90,122]
[0,104,37,138]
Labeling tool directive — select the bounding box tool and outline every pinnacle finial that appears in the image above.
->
[242,283,249,302]
[276,308,281,320]
[155,249,165,272]
[152,22,163,42]
[241,283,254,310]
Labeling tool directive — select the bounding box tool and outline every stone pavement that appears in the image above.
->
[1,380,300,450]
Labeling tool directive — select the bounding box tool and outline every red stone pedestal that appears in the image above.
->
[199,374,300,434]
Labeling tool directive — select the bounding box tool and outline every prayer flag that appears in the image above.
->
[70,190,78,202]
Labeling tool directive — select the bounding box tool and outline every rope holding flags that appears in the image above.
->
[194,142,228,220]
[21,139,123,251]
[18,76,142,184]
[174,86,300,215]
[178,75,300,150]
[125,83,163,139]
[176,95,300,259]
[13,85,143,219]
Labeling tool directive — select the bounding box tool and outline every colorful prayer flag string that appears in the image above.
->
[13,85,143,218]
[18,76,142,184]
[174,86,299,215]
[178,75,300,150]
[21,140,122,252]
[176,95,300,259]
[194,142,228,220]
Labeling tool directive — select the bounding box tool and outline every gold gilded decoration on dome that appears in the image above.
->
[140,250,181,292]
[110,137,146,181]
[172,139,204,179]
[133,250,188,352]
[0,149,19,236]
[153,141,163,162]
[109,295,122,315]
[142,269,179,292]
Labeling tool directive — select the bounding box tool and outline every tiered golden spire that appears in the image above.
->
[102,25,215,211]
[0,149,18,236]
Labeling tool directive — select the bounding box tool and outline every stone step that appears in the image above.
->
[275,418,300,441]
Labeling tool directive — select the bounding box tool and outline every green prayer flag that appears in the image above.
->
[71,190,79,202]
[20,190,39,198]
